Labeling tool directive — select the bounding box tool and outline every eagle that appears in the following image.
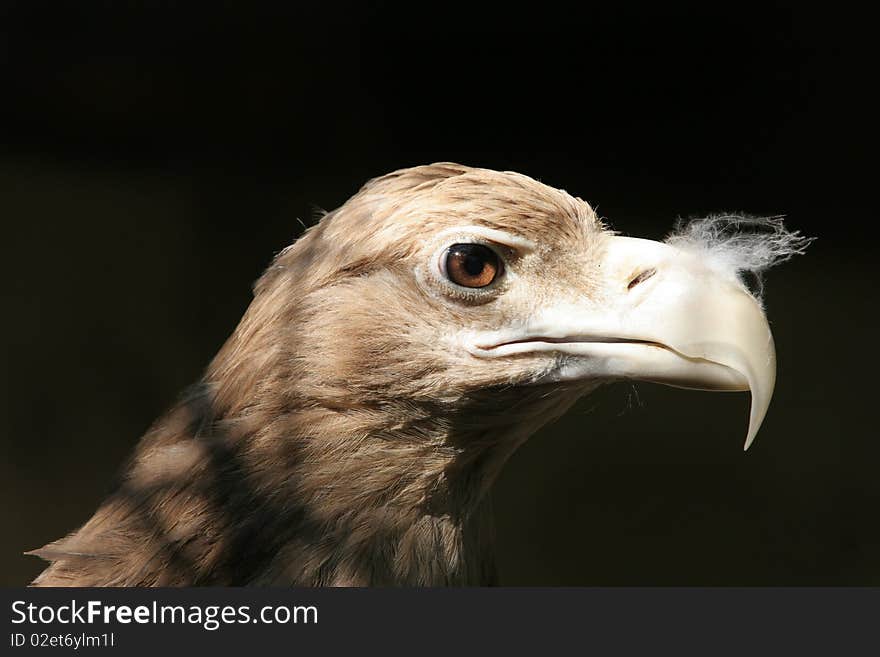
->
[28,163,810,586]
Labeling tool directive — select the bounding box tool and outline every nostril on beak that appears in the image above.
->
[627,267,657,291]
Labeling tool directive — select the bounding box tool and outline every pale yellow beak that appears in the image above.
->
[467,236,776,450]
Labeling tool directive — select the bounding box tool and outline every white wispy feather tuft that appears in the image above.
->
[664,214,814,303]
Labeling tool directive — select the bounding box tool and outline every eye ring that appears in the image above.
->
[440,243,504,289]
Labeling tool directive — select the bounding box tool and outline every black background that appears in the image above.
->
[1,3,874,585]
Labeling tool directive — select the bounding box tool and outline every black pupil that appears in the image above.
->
[463,252,486,276]
[451,244,492,277]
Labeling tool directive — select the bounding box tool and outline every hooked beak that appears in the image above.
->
[467,236,776,450]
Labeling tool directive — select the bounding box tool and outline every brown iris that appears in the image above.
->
[443,243,502,288]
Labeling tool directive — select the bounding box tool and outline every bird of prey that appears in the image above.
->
[28,163,810,586]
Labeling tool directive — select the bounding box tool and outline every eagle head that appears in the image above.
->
[30,163,810,586]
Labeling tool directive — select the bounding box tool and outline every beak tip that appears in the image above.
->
[743,368,774,452]
[742,395,770,451]
[741,414,761,451]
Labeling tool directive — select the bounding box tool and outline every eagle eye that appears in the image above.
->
[442,243,502,288]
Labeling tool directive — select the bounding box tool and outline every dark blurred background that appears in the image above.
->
[1,3,874,585]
